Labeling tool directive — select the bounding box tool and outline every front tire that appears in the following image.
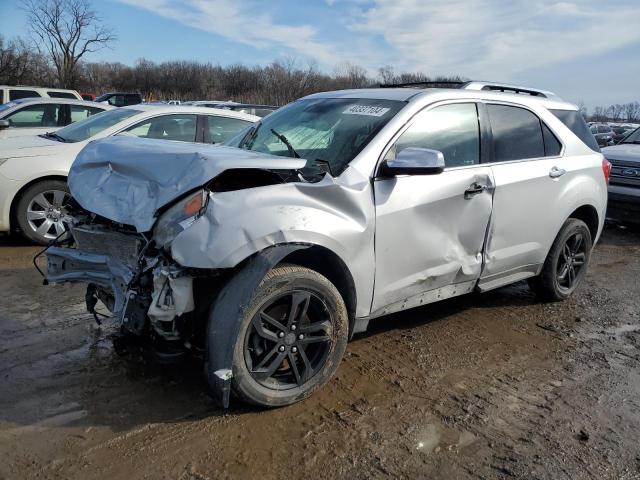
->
[528,218,592,301]
[230,265,348,407]
[15,180,70,245]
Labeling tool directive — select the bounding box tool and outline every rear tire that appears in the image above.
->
[15,180,70,245]
[528,218,592,301]
[231,264,348,407]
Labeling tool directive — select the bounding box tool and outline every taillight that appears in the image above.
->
[602,158,612,184]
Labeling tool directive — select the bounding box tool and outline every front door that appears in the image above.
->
[372,102,494,316]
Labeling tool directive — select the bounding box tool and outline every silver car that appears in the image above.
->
[45,82,610,407]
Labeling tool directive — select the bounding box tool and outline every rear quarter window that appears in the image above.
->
[550,110,600,152]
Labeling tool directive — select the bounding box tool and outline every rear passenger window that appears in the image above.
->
[69,105,104,123]
[9,89,41,101]
[487,105,545,162]
[386,103,480,167]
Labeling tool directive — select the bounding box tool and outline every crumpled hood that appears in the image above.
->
[602,143,640,163]
[68,136,307,232]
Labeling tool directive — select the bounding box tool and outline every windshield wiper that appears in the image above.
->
[270,128,300,158]
[240,121,262,149]
[43,132,67,143]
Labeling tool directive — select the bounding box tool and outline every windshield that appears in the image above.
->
[621,127,640,144]
[232,98,405,175]
[54,108,140,143]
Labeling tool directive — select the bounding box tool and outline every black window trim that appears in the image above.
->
[375,99,485,176]
[479,100,565,166]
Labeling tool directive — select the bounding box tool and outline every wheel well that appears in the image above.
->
[568,205,599,242]
[9,175,67,231]
[280,246,358,335]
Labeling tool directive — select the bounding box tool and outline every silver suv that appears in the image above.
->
[45,82,610,407]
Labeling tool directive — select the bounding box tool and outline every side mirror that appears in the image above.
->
[0,119,9,129]
[380,147,445,176]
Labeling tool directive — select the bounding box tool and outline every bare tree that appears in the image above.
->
[21,0,115,88]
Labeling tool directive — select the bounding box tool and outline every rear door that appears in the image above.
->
[478,103,566,290]
[372,102,494,316]
[203,115,254,144]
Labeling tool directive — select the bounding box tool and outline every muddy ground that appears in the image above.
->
[0,224,639,480]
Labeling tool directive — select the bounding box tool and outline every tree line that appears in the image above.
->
[0,34,462,105]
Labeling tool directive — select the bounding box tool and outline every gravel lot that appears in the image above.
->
[0,224,639,479]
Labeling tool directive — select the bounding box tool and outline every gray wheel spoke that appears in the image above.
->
[32,193,52,210]
[572,234,583,253]
[252,315,279,342]
[35,219,53,236]
[52,190,67,206]
[298,347,313,381]
[53,221,67,236]
[26,210,46,220]
[260,311,286,332]
[288,352,302,385]
[254,351,286,379]
[300,334,331,345]
[254,344,279,370]
[299,319,331,335]
[287,291,310,327]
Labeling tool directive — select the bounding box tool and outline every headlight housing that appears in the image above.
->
[153,189,209,248]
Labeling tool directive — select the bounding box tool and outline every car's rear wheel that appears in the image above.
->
[528,218,592,301]
[16,180,71,245]
[231,265,348,407]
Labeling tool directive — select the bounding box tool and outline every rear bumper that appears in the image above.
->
[607,185,640,224]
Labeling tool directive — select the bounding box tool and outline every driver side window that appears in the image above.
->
[385,103,480,167]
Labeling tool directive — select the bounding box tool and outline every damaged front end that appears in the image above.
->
[45,207,203,357]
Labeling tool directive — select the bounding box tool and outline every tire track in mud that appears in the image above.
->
[1,227,640,479]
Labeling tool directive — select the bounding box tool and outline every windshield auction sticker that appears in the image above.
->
[343,105,390,116]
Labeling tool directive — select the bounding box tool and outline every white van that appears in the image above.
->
[0,85,82,104]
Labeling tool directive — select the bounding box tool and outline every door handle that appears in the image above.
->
[549,166,567,178]
[464,182,487,199]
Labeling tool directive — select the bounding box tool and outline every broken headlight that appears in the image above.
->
[153,189,209,248]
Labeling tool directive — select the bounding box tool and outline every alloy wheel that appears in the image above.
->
[556,232,586,292]
[26,189,70,240]
[244,290,333,390]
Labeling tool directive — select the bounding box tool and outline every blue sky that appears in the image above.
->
[1,0,639,110]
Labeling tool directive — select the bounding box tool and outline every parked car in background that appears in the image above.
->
[602,127,640,224]
[80,93,96,101]
[215,102,279,117]
[589,123,614,147]
[44,82,608,408]
[610,125,635,144]
[96,92,143,107]
[0,85,82,104]
[0,105,258,244]
[0,98,111,139]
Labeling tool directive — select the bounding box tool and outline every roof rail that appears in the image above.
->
[461,81,559,99]
[379,81,465,89]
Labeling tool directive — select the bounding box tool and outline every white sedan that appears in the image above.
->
[0,98,113,139]
[0,104,259,244]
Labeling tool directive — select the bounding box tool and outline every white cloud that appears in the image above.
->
[116,0,338,65]
[349,0,640,81]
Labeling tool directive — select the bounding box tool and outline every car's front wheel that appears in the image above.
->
[16,180,71,245]
[528,218,592,301]
[230,265,348,407]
